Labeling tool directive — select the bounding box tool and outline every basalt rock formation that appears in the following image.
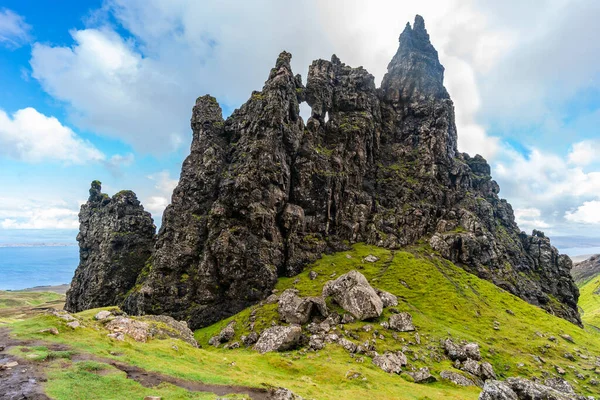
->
[65,181,155,312]
[117,15,580,328]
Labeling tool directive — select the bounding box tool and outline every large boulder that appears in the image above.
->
[409,367,436,384]
[105,317,151,342]
[323,271,383,320]
[254,325,303,353]
[278,289,328,324]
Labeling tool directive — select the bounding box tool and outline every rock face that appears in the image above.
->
[572,254,600,284]
[115,15,579,328]
[65,182,155,312]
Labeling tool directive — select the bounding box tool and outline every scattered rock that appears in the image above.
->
[440,370,476,386]
[480,362,497,381]
[50,310,76,322]
[409,367,436,384]
[265,294,279,304]
[309,271,318,280]
[144,397,161,400]
[363,255,379,263]
[556,366,566,375]
[478,380,518,400]
[560,334,575,343]
[267,387,304,400]
[278,289,328,325]
[254,325,302,353]
[341,314,355,324]
[95,310,112,320]
[322,270,383,320]
[107,332,125,341]
[376,290,398,307]
[242,332,259,346]
[372,352,406,374]
[388,312,415,332]
[462,358,481,376]
[544,377,574,394]
[464,343,481,361]
[66,321,80,329]
[1,361,19,369]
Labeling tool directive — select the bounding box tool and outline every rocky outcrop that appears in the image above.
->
[116,15,580,328]
[65,181,155,312]
[572,254,600,284]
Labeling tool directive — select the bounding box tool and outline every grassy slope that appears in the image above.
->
[578,275,600,330]
[3,244,600,399]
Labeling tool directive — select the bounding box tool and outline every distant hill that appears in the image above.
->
[572,254,600,284]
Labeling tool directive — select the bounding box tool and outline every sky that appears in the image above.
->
[0,0,599,252]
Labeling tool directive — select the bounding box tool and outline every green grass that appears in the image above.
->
[4,244,600,399]
[0,290,64,310]
[44,359,221,400]
[578,275,600,330]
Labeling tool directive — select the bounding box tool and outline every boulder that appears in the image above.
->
[444,338,470,361]
[242,332,259,346]
[323,270,383,320]
[464,342,481,361]
[479,378,586,400]
[66,321,80,329]
[278,289,328,324]
[544,377,574,394]
[95,310,112,320]
[376,289,398,307]
[388,312,415,332]
[254,325,302,353]
[409,367,436,384]
[209,321,236,346]
[440,370,477,386]
[479,380,518,400]
[372,352,407,374]
[268,388,304,400]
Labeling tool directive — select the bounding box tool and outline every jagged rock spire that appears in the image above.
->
[381,15,447,102]
[65,181,155,313]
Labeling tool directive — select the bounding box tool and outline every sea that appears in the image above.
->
[0,229,79,291]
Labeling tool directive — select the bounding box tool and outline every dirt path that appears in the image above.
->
[0,327,271,400]
[0,328,51,400]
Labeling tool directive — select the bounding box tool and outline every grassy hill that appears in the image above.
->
[578,274,600,331]
[2,244,600,399]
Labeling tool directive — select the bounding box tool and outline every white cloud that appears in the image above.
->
[568,140,600,166]
[0,8,31,48]
[0,107,105,164]
[0,197,79,229]
[104,153,135,176]
[514,208,551,231]
[565,201,600,224]
[144,170,178,217]
[28,0,507,159]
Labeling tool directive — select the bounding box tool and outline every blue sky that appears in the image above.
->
[0,0,599,253]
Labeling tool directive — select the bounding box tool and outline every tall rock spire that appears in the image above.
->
[381,15,447,102]
[65,182,155,312]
